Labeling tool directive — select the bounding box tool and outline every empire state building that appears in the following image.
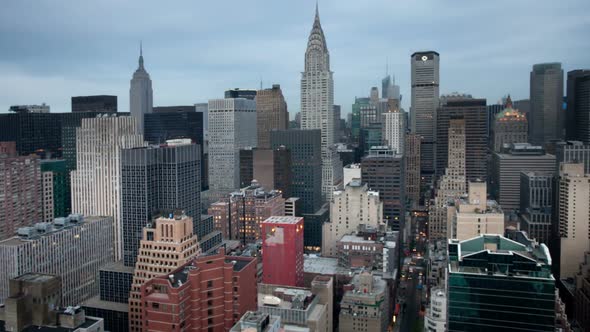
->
[301,4,342,202]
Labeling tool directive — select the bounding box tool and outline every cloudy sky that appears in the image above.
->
[0,0,589,117]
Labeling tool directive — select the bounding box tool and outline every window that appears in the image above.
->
[207,280,213,288]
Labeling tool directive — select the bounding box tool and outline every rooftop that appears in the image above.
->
[339,235,378,245]
[304,256,351,276]
[14,273,57,283]
[99,261,134,274]
[262,216,303,225]
[81,296,129,313]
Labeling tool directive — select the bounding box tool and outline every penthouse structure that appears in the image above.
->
[0,215,114,306]
[452,181,504,241]
[339,272,390,332]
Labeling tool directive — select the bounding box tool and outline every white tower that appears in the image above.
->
[301,4,342,202]
[129,42,153,134]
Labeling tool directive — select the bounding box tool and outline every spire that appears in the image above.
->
[138,41,144,70]
[315,0,319,19]
[505,94,513,109]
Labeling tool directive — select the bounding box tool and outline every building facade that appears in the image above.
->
[339,272,390,332]
[361,146,405,230]
[256,84,288,149]
[0,215,114,306]
[208,98,257,200]
[555,140,590,175]
[128,213,201,331]
[405,133,421,206]
[72,95,118,113]
[492,96,528,152]
[253,147,292,197]
[530,63,564,145]
[322,180,383,257]
[71,116,144,261]
[410,51,440,186]
[424,288,446,332]
[566,70,590,144]
[452,181,504,240]
[40,159,68,221]
[519,171,553,245]
[129,45,153,134]
[140,250,257,332]
[447,234,556,331]
[261,216,304,287]
[382,101,405,154]
[300,5,342,202]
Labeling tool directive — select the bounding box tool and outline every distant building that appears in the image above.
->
[339,272,390,332]
[452,181,504,240]
[334,104,342,142]
[343,163,361,187]
[382,100,405,154]
[491,143,556,212]
[519,171,553,245]
[253,147,292,197]
[361,146,404,230]
[405,133,421,206]
[40,159,68,221]
[557,163,590,280]
[225,88,257,100]
[72,95,117,113]
[492,96,528,152]
[239,148,255,188]
[0,273,105,332]
[256,84,288,149]
[140,249,257,331]
[0,154,41,240]
[128,212,201,331]
[436,95,487,181]
[70,116,144,261]
[271,130,322,214]
[322,180,383,257]
[424,288,446,332]
[447,233,555,331]
[208,98,257,200]
[230,311,281,332]
[261,216,304,287]
[410,51,440,186]
[530,63,564,145]
[555,140,590,174]
[301,203,329,253]
[0,215,114,305]
[566,70,590,144]
[8,103,50,113]
[129,45,153,135]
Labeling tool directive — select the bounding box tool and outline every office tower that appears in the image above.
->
[424,288,446,332]
[519,172,553,244]
[447,233,556,331]
[144,110,203,144]
[129,44,153,135]
[0,214,114,305]
[382,73,401,101]
[284,197,300,216]
[1,273,105,332]
[256,84,288,149]
[301,5,342,202]
[71,95,117,113]
[334,104,342,142]
[301,203,329,252]
[350,97,369,143]
[405,133,421,206]
[491,143,556,212]
[128,213,201,331]
[513,99,531,115]
[231,312,281,332]
[360,123,383,153]
[208,182,284,243]
[195,102,209,132]
[574,254,590,330]
[339,272,390,332]
[40,159,67,220]
[530,63,564,145]
[487,102,504,141]
[225,88,257,100]
[436,95,487,181]
[382,100,405,154]
[452,181,504,240]
[0,154,41,241]
[261,216,304,287]
[555,140,590,174]
[430,119,467,240]
[359,100,378,128]
[322,179,383,257]
[0,141,16,156]
[566,70,590,143]
[8,103,50,113]
[208,98,257,199]
[239,148,255,188]
[343,163,361,186]
[492,96,528,152]
[140,249,257,331]
[361,146,405,230]
[257,277,333,331]
[270,129,322,214]
[71,116,144,261]
[410,51,440,185]
[253,147,292,197]
[557,163,590,280]
[0,112,62,157]
[121,142,202,267]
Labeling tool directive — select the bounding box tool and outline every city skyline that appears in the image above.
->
[1,0,589,116]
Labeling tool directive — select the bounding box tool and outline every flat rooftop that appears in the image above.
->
[263,216,303,225]
[339,235,377,244]
[304,256,351,276]
[81,296,129,313]
[14,273,57,283]
[100,261,134,274]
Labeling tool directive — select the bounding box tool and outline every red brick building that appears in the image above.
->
[261,216,304,287]
[140,249,257,332]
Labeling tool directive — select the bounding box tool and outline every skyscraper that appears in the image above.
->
[208,98,257,200]
[256,84,288,149]
[530,63,564,145]
[492,96,528,152]
[452,181,504,240]
[71,116,145,261]
[519,171,553,245]
[566,69,590,143]
[382,73,400,101]
[71,95,117,113]
[40,159,68,220]
[129,43,153,135]
[436,94,487,181]
[261,216,304,287]
[121,142,202,267]
[410,51,440,186]
[382,100,405,154]
[405,133,421,206]
[300,4,342,202]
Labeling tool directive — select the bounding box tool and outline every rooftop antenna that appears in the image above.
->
[260,76,263,90]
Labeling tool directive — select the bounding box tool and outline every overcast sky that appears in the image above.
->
[1,0,589,117]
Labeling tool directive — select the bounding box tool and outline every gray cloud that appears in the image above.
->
[0,0,588,115]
